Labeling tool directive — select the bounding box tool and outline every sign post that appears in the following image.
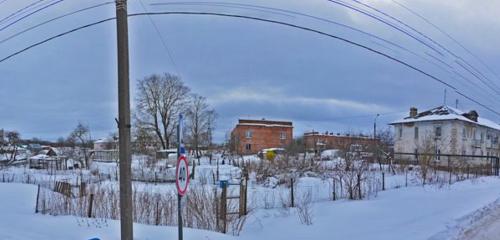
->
[176,114,189,240]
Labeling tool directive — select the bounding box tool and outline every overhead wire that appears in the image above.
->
[0,1,114,45]
[0,10,498,116]
[392,0,500,91]
[0,0,44,26]
[150,1,500,105]
[137,0,179,75]
[0,0,64,32]
[346,0,500,96]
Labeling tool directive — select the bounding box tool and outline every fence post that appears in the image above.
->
[467,165,470,179]
[290,178,295,208]
[220,183,227,234]
[244,178,248,215]
[339,176,343,198]
[357,174,362,199]
[214,187,219,232]
[332,178,336,201]
[448,157,452,185]
[155,200,160,225]
[405,168,408,187]
[382,172,385,191]
[239,179,244,217]
[35,184,40,213]
[88,193,94,218]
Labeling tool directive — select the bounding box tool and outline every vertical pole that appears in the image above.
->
[448,156,452,185]
[244,178,248,215]
[215,187,219,232]
[382,172,385,191]
[221,183,227,233]
[115,0,133,239]
[88,193,94,218]
[239,179,244,217]
[332,178,336,201]
[357,174,362,199]
[405,168,408,187]
[35,184,40,213]
[177,114,183,240]
[290,178,295,208]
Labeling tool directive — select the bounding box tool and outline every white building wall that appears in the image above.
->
[393,120,500,164]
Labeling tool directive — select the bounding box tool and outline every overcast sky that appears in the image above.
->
[0,0,499,143]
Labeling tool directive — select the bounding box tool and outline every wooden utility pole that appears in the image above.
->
[115,0,133,239]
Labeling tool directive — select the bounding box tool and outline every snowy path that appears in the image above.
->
[455,201,500,240]
[240,177,500,240]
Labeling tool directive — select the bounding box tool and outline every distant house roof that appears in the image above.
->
[390,105,500,131]
[236,118,293,128]
[95,137,117,144]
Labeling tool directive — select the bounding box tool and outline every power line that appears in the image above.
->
[0,11,498,117]
[0,0,44,26]
[347,0,500,96]
[137,0,179,75]
[326,0,444,56]
[392,0,500,90]
[0,0,64,32]
[0,1,114,45]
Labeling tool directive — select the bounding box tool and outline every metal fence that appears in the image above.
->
[394,152,499,176]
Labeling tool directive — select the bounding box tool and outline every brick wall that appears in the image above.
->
[231,119,293,155]
[304,132,379,152]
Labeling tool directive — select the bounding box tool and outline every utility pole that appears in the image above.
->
[373,114,380,139]
[115,0,133,239]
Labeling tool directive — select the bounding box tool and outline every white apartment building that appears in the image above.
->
[390,106,500,165]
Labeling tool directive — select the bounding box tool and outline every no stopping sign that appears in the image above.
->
[176,155,190,196]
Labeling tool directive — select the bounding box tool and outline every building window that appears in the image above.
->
[435,126,442,138]
[245,144,251,151]
[462,128,466,138]
[280,132,287,140]
[398,126,403,138]
[437,149,441,160]
[414,127,419,140]
[245,130,253,139]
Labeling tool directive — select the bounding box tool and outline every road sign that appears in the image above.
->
[176,155,190,196]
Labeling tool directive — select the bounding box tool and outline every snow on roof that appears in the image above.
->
[237,123,293,128]
[390,105,500,131]
[95,137,117,143]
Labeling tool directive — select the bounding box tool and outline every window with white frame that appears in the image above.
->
[245,130,253,139]
[280,131,287,140]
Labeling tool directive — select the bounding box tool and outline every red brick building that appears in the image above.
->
[231,119,293,155]
[303,131,379,153]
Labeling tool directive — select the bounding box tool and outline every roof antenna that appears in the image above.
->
[443,88,447,106]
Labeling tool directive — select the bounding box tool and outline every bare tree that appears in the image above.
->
[68,123,92,169]
[135,73,190,150]
[1,131,21,163]
[186,94,216,164]
[133,126,159,155]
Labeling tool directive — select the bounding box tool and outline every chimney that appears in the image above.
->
[465,110,479,122]
[410,107,418,118]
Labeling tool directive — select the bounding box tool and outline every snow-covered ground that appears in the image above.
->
[0,182,234,240]
[2,176,500,239]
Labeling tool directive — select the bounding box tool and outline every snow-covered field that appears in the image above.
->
[1,174,500,239]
